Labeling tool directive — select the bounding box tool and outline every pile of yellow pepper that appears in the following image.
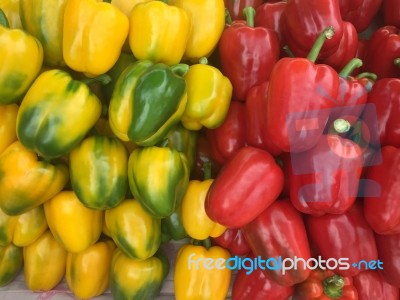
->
[0,0,234,299]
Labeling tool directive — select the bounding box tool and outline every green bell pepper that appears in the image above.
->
[161,204,187,242]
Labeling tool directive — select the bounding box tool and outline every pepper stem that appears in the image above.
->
[306,26,335,63]
[339,58,363,78]
[81,74,112,86]
[0,9,9,28]
[323,275,345,299]
[333,119,351,133]
[199,57,208,65]
[203,161,212,180]
[225,8,232,25]
[355,72,377,82]
[192,238,212,249]
[170,64,189,77]
[394,58,400,69]
[243,6,255,28]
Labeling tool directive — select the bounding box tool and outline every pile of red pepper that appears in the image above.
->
[200,0,400,299]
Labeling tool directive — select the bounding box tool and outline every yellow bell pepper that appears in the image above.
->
[20,0,68,66]
[169,0,225,61]
[23,230,67,291]
[0,141,69,216]
[0,205,47,247]
[181,178,226,240]
[66,240,116,299]
[44,191,104,253]
[181,58,233,130]
[105,199,161,260]
[0,0,22,29]
[174,243,231,300]
[0,9,43,105]
[0,244,23,287]
[111,0,152,16]
[63,0,129,76]
[0,104,18,155]
[129,1,191,65]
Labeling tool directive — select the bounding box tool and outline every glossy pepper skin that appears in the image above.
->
[129,1,190,65]
[44,191,103,253]
[243,200,312,286]
[63,0,129,76]
[353,270,399,300]
[0,9,43,105]
[105,199,161,260]
[224,0,263,20]
[181,59,232,131]
[0,205,47,247]
[66,240,116,299]
[69,135,128,210]
[111,248,169,300]
[293,269,358,300]
[20,0,67,66]
[175,243,231,300]
[0,141,68,216]
[169,0,225,61]
[365,78,400,147]
[0,244,23,287]
[364,146,400,234]
[219,7,280,101]
[383,0,400,28]
[283,0,343,58]
[289,134,363,216]
[16,69,102,159]
[111,0,152,17]
[212,228,251,256]
[205,146,284,228]
[128,146,189,218]
[23,230,67,291]
[305,203,378,277]
[362,26,400,79]
[0,104,18,154]
[339,0,383,33]
[232,254,294,300]
[1,0,22,29]
[181,179,226,240]
[375,233,400,287]
[109,60,187,146]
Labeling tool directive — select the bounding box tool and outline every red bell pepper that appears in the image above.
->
[205,146,284,228]
[219,7,280,101]
[353,270,399,299]
[383,0,400,28]
[339,0,383,33]
[305,202,379,277]
[254,1,287,46]
[245,82,282,157]
[362,26,400,79]
[232,254,294,300]
[365,78,400,148]
[224,0,264,21]
[289,131,363,216]
[191,132,221,181]
[293,268,358,300]
[364,146,400,235]
[264,27,340,152]
[375,233,400,287]
[242,199,312,286]
[283,0,344,58]
[211,228,251,256]
[206,101,246,165]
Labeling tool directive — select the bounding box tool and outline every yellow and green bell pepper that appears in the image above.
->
[69,135,128,210]
[128,146,190,218]
[109,60,188,146]
[174,242,232,300]
[0,104,18,155]
[0,141,69,216]
[105,199,161,260]
[44,191,104,253]
[23,230,67,291]
[66,239,116,299]
[0,205,47,247]
[0,0,22,29]
[129,1,191,65]
[63,0,129,76]
[0,8,43,105]
[181,58,233,130]
[161,204,187,242]
[0,244,23,287]
[111,248,169,300]
[16,69,103,159]
[19,0,67,66]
